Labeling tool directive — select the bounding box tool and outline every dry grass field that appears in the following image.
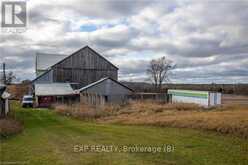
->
[222,94,248,105]
[2,101,248,165]
[55,101,248,138]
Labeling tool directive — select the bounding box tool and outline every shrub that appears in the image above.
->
[54,103,117,120]
[0,118,23,137]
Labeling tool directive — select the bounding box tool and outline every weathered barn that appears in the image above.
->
[35,83,79,107]
[78,77,133,105]
[33,46,118,88]
[36,53,67,76]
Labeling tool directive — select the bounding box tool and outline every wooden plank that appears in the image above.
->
[53,47,118,85]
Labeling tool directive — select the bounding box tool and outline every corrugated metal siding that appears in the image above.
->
[209,92,221,106]
[168,89,221,107]
[36,53,67,71]
[35,83,76,96]
[34,70,54,84]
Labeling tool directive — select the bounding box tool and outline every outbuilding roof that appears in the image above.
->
[36,53,68,71]
[77,77,133,92]
[35,83,77,96]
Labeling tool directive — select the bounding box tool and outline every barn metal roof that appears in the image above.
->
[36,53,68,71]
[35,83,76,96]
[77,77,133,92]
[78,77,109,92]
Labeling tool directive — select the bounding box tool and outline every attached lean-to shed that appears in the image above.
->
[35,83,79,107]
[167,89,221,107]
[78,77,133,105]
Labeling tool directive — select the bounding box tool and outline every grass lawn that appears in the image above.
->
[0,102,248,165]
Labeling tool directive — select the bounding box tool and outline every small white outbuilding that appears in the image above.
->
[167,89,221,107]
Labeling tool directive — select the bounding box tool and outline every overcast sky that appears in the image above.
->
[0,0,248,83]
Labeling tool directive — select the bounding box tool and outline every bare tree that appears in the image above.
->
[0,71,16,85]
[6,72,16,84]
[147,56,174,92]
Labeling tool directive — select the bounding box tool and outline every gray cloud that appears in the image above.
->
[0,0,248,83]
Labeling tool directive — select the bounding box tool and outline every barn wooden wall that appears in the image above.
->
[52,46,118,86]
[80,93,106,106]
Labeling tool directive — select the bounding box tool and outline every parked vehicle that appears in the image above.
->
[22,95,34,108]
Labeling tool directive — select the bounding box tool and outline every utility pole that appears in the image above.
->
[3,63,6,85]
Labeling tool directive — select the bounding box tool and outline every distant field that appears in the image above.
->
[222,94,248,105]
[1,102,248,165]
[123,82,248,95]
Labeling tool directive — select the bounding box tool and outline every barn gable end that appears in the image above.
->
[33,46,118,87]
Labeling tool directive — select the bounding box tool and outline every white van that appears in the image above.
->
[22,95,34,108]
